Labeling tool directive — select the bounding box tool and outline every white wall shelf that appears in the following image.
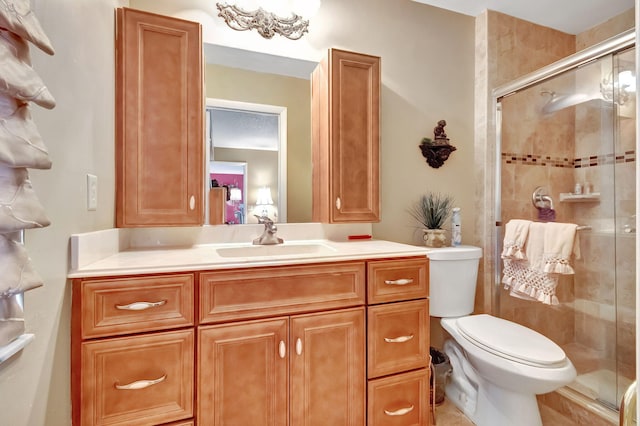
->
[559,192,601,203]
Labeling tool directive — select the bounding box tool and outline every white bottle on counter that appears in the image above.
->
[451,207,462,246]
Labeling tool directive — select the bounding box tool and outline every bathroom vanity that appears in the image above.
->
[69,229,431,425]
[82,7,431,425]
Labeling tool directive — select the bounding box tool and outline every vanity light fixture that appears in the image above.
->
[216,0,320,40]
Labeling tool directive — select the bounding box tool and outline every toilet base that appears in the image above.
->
[444,339,543,426]
[475,378,542,426]
[446,372,543,426]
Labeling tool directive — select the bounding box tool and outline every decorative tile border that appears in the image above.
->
[502,151,636,168]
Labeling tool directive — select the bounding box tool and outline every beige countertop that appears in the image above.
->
[68,225,431,278]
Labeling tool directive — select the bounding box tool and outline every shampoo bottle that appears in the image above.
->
[451,207,462,246]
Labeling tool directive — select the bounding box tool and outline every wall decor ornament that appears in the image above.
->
[419,119,457,168]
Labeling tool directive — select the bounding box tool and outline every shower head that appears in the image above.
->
[540,90,601,115]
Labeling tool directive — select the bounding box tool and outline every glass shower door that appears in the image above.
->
[496,44,636,413]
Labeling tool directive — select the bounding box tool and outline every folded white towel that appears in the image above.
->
[503,222,560,305]
[501,219,531,260]
[542,222,580,274]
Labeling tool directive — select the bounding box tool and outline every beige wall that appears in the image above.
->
[0,1,126,425]
[135,0,476,245]
[0,1,475,424]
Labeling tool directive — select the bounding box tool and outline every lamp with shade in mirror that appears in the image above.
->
[255,186,275,218]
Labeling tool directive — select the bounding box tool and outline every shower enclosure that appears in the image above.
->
[494,31,636,415]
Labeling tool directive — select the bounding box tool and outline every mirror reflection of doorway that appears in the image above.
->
[206,98,287,224]
[210,161,247,224]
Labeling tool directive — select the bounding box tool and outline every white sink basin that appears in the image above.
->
[216,242,336,258]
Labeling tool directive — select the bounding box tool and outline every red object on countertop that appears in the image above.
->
[347,234,372,240]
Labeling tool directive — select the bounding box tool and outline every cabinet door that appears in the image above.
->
[198,319,289,426]
[290,308,366,425]
[368,369,430,426]
[312,49,380,223]
[367,300,430,378]
[115,8,203,227]
[80,330,194,426]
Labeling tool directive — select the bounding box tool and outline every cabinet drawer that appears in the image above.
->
[367,300,429,378]
[367,369,430,426]
[81,329,194,426]
[78,274,194,339]
[200,261,365,323]
[367,258,428,304]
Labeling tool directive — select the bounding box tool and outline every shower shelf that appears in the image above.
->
[559,192,601,203]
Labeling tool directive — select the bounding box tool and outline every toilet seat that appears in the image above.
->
[456,314,567,368]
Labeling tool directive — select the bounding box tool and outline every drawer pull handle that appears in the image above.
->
[384,278,413,286]
[115,300,166,311]
[384,405,414,416]
[279,340,286,358]
[296,338,302,355]
[115,374,166,390]
[384,334,414,343]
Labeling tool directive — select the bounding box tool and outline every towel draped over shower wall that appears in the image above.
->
[502,220,580,305]
[0,0,55,357]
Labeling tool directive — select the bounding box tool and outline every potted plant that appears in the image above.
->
[408,192,454,247]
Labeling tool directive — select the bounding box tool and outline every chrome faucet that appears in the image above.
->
[253,215,284,245]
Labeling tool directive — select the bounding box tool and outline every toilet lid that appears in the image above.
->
[456,314,567,367]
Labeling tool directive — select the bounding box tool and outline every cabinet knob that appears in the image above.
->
[115,374,166,390]
[384,278,414,286]
[295,338,302,355]
[384,334,414,343]
[384,405,414,416]
[189,195,196,210]
[115,300,166,311]
[279,340,286,358]
[335,197,341,210]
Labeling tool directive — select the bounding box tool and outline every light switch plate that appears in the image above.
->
[87,174,97,211]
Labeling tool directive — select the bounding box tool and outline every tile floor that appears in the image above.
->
[434,397,577,425]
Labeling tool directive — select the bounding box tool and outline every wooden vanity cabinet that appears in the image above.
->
[311,48,380,223]
[71,256,429,425]
[71,273,196,426]
[198,308,365,425]
[366,257,431,426]
[198,262,367,425]
[115,8,204,227]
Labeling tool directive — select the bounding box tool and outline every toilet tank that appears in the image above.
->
[427,246,482,317]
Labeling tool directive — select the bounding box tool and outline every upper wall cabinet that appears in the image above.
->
[311,49,380,223]
[115,8,204,227]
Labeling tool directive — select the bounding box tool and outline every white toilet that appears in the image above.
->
[428,246,576,426]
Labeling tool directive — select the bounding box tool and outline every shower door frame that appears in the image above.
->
[491,29,635,313]
[489,29,636,412]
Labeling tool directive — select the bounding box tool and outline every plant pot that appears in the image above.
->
[423,228,447,247]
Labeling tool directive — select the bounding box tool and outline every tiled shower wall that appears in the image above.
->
[473,6,635,419]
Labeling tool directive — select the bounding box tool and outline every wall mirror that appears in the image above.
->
[204,43,317,224]
[206,99,286,224]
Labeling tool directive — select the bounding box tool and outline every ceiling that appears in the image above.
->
[412,0,634,35]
